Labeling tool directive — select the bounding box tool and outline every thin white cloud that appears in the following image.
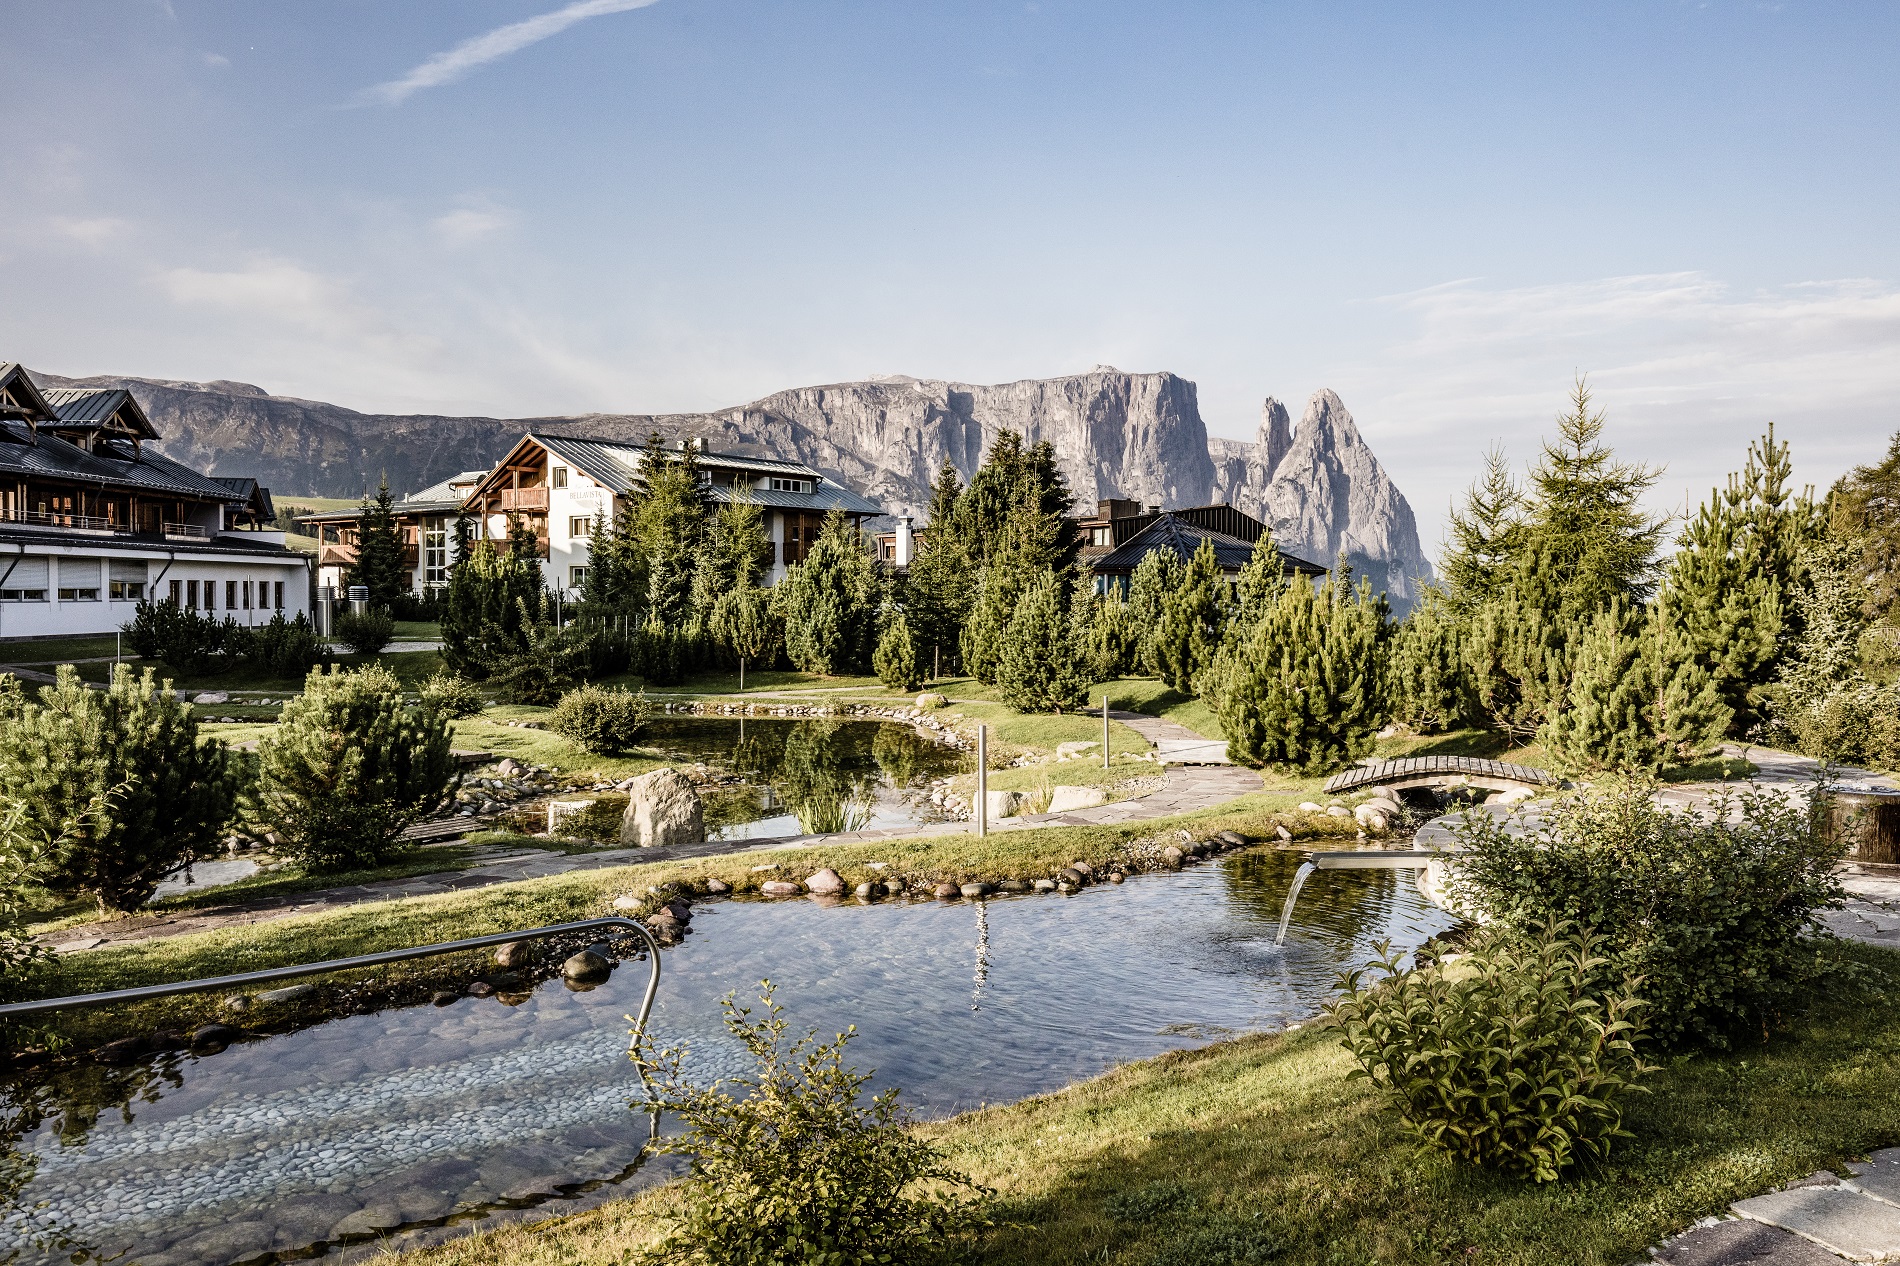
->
[360,0,662,106]
[432,206,516,248]
[49,216,134,247]
[203,52,230,68]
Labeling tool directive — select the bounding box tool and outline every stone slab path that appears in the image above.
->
[42,709,1261,955]
[1653,1152,1900,1263]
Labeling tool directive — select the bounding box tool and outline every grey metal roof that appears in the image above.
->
[0,364,57,424]
[0,421,247,502]
[40,387,159,438]
[404,470,489,504]
[532,435,884,516]
[1095,513,1324,576]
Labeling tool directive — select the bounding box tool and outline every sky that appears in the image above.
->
[4,1,1898,555]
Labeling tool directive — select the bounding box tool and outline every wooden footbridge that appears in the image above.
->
[1323,756,1559,797]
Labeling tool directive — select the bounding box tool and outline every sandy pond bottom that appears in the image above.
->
[0,849,1454,1265]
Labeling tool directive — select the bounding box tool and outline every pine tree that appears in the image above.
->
[873,606,921,691]
[1072,585,1138,682]
[1830,427,1900,623]
[905,462,972,676]
[349,473,410,607]
[945,430,1080,576]
[995,568,1088,712]
[1440,446,1525,615]
[1659,424,1821,726]
[1461,586,1572,744]
[709,579,778,691]
[1544,604,1729,773]
[1125,547,1183,677]
[1152,539,1225,695]
[777,508,879,675]
[1215,570,1391,773]
[441,536,545,677]
[1201,534,1291,708]
[1390,592,1476,733]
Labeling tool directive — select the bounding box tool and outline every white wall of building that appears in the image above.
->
[544,463,612,599]
[0,538,309,640]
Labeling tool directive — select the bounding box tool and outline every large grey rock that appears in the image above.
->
[985,790,1026,819]
[804,868,846,895]
[1046,785,1108,813]
[1848,1147,1900,1207]
[1652,1217,1846,1265]
[1732,1185,1900,1261]
[619,768,705,848]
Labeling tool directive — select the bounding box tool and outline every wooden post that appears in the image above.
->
[1832,790,1900,865]
[976,724,988,839]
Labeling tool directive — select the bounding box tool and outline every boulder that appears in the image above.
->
[1162,845,1185,864]
[1326,805,1352,818]
[804,868,846,895]
[985,790,1026,819]
[933,882,962,900]
[916,692,948,709]
[562,949,613,984]
[998,879,1030,892]
[1032,878,1057,892]
[664,898,692,921]
[497,758,524,777]
[1046,785,1109,813]
[1070,860,1094,875]
[854,882,879,898]
[1054,741,1100,762]
[493,940,533,969]
[1353,804,1389,829]
[960,881,993,899]
[189,1023,241,1051]
[258,982,316,1006]
[1275,825,1293,842]
[192,691,230,705]
[1057,867,1086,887]
[760,880,802,896]
[1216,830,1247,847]
[618,768,707,848]
[705,878,732,894]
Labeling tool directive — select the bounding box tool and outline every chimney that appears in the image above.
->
[895,515,914,567]
[1144,504,1161,516]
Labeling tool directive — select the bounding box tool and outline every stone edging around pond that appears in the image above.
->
[659,698,972,749]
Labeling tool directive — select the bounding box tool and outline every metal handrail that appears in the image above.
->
[0,916,663,1028]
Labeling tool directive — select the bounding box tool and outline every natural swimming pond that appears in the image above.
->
[0,847,1456,1266]
[636,717,967,838]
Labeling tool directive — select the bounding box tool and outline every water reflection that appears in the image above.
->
[0,847,1454,1266]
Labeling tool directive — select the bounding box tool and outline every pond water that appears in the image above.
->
[636,717,967,838]
[0,848,1456,1266]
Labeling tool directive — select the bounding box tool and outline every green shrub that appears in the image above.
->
[121,600,243,675]
[1446,777,1845,1049]
[549,683,652,754]
[246,611,328,677]
[1327,925,1655,1182]
[334,608,395,655]
[630,982,990,1265]
[0,665,237,912]
[481,598,598,704]
[253,664,457,870]
[874,608,921,691]
[418,669,485,719]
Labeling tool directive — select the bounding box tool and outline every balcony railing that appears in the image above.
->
[162,522,210,540]
[0,508,130,535]
[498,487,549,512]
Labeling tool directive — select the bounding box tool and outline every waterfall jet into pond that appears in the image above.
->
[1275,851,1444,946]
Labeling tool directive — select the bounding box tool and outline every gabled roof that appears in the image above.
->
[214,476,275,520]
[1094,511,1326,576]
[40,386,160,440]
[474,434,886,517]
[403,470,490,507]
[0,420,248,501]
[0,364,57,425]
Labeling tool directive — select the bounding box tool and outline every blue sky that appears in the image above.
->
[5,1,1898,549]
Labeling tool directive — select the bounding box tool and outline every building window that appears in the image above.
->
[570,565,588,589]
[0,589,46,602]
[1091,527,1111,547]
[242,580,252,610]
[108,580,145,601]
[769,477,812,494]
[186,579,199,609]
[56,557,101,601]
[58,586,100,601]
[551,466,568,489]
[170,579,182,605]
[227,580,238,609]
[423,521,448,585]
[274,581,285,610]
[569,516,592,537]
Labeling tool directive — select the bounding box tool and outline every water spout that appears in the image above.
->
[1275,862,1317,946]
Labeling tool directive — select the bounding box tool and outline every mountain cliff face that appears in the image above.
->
[33,367,1431,604]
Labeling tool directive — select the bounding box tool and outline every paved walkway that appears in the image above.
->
[43,708,1262,954]
[1652,1151,1900,1264]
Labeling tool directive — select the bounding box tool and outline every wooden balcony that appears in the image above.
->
[499,487,549,512]
[319,544,359,569]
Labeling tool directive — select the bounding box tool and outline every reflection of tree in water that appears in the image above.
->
[0,1055,186,1259]
[871,725,932,788]
[779,722,876,834]
[1221,849,1408,948]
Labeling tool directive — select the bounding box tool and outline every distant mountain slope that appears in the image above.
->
[33,366,1432,603]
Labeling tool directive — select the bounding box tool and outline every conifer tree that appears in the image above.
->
[1072,585,1138,681]
[1829,427,1900,622]
[1390,593,1476,733]
[777,508,879,675]
[873,606,921,691]
[1152,539,1225,694]
[441,535,546,676]
[945,430,1080,576]
[349,473,410,607]
[1125,548,1182,677]
[905,462,972,676]
[710,579,778,691]
[1215,570,1391,773]
[1544,604,1729,772]
[960,549,1034,685]
[995,568,1088,712]
[1461,588,1572,744]
[1440,447,1525,615]
[1201,534,1291,708]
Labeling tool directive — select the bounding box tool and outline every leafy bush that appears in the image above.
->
[0,665,237,912]
[549,683,652,754]
[631,982,990,1265]
[1327,925,1655,1182]
[334,608,395,656]
[1446,777,1845,1049]
[418,669,485,719]
[247,612,328,677]
[252,664,457,870]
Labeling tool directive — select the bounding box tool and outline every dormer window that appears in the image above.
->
[769,477,812,494]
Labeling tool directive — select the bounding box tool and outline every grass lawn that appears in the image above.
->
[0,633,126,663]
[390,619,441,641]
[1099,678,1226,742]
[448,711,671,781]
[15,793,1361,1051]
[396,942,1900,1266]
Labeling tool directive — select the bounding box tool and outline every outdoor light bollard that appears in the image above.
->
[976,724,988,838]
[1102,695,1110,770]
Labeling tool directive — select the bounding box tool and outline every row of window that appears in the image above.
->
[170,578,287,613]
